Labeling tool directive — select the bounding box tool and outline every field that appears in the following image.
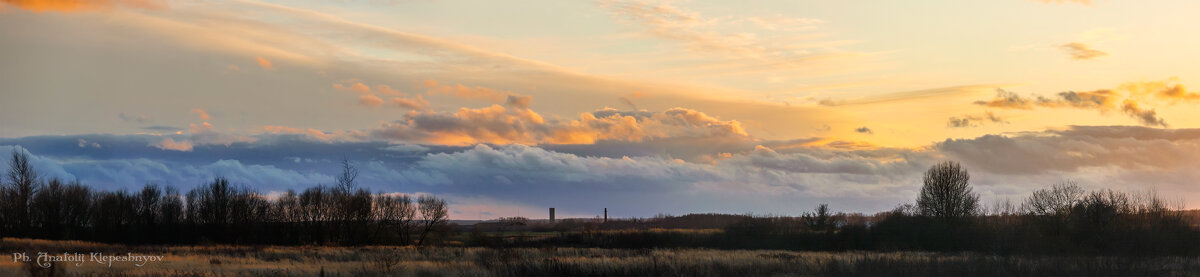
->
[3,238,1200,277]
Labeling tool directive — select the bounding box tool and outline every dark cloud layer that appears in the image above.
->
[6,125,1200,216]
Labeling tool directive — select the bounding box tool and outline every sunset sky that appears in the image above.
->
[3,0,1200,219]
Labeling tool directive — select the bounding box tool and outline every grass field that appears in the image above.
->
[3,238,1200,276]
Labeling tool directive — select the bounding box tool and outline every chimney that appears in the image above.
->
[604,208,608,222]
[549,208,555,223]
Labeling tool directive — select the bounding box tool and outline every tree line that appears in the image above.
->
[0,150,450,246]
[492,161,1200,256]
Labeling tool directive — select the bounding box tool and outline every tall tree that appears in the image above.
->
[416,195,448,245]
[6,150,40,237]
[917,161,979,220]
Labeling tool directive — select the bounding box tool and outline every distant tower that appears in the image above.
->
[549,208,555,223]
[604,208,608,222]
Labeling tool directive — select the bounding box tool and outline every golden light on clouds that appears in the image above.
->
[0,0,164,13]
[255,56,274,70]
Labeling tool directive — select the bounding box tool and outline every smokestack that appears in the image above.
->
[604,208,608,222]
[549,208,555,223]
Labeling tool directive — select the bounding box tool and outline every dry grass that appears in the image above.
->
[2,238,1200,276]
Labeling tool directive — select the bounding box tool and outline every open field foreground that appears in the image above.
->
[1,238,1199,277]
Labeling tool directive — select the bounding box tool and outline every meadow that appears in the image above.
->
[4,238,1200,277]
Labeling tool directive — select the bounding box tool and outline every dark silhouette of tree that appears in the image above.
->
[59,181,92,240]
[803,204,834,232]
[158,186,184,243]
[917,161,979,220]
[336,158,358,193]
[136,184,163,243]
[5,150,40,237]
[373,194,416,244]
[31,178,66,239]
[1024,181,1084,216]
[417,195,448,245]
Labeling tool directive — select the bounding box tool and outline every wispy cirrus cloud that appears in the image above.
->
[947,112,1007,128]
[1060,42,1108,60]
[597,0,861,74]
[971,79,1200,127]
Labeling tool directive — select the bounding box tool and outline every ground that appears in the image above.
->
[2,238,1200,276]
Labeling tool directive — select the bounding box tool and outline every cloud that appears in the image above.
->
[150,137,192,151]
[256,126,367,143]
[854,126,873,134]
[1120,100,1167,127]
[141,125,182,132]
[504,95,532,109]
[10,125,1200,215]
[391,96,429,110]
[359,93,384,107]
[947,112,1006,128]
[938,125,1200,175]
[255,56,274,70]
[0,0,165,13]
[974,89,1034,109]
[188,122,258,146]
[424,79,509,103]
[376,85,402,95]
[118,112,150,124]
[371,106,749,146]
[333,80,371,93]
[973,81,1182,127]
[597,0,844,70]
[618,91,645,111]
[822,85,1001,106]
[1060,42,1107,60]
[0,145,76,181]
[1119,78,1200,102]
[190,108,211,121]
[76,139,100,148]
[406,144,928,214]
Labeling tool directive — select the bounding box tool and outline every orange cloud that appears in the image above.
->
[974,89,1034,109]
[424,80,508,102]
[1120,78,1200,102]
[0,0,164,13]
[150,137,193,152]
[359,94,384,107]
[392,96,429,110]
[376,85,402,95]
[190,108,211,121]
[256,57,274,70]
[1120,100,1166,127]
[333,81,371,93]
[371,106,749,146]
[257,126,366,142]
[973,80,1182,127]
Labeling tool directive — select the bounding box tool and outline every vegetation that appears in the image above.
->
[5,238,1200,277]
[0,150,451,246]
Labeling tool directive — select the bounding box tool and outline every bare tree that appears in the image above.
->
[917,161,979,220]
[373,194,416,244]
[335,158,358,193]
[31,178,65,238]
[6,150,40,237]
[1023,181,1084,216]
[416,195,448,246]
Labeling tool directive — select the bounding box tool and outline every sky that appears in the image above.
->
[3,0,1200,219]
